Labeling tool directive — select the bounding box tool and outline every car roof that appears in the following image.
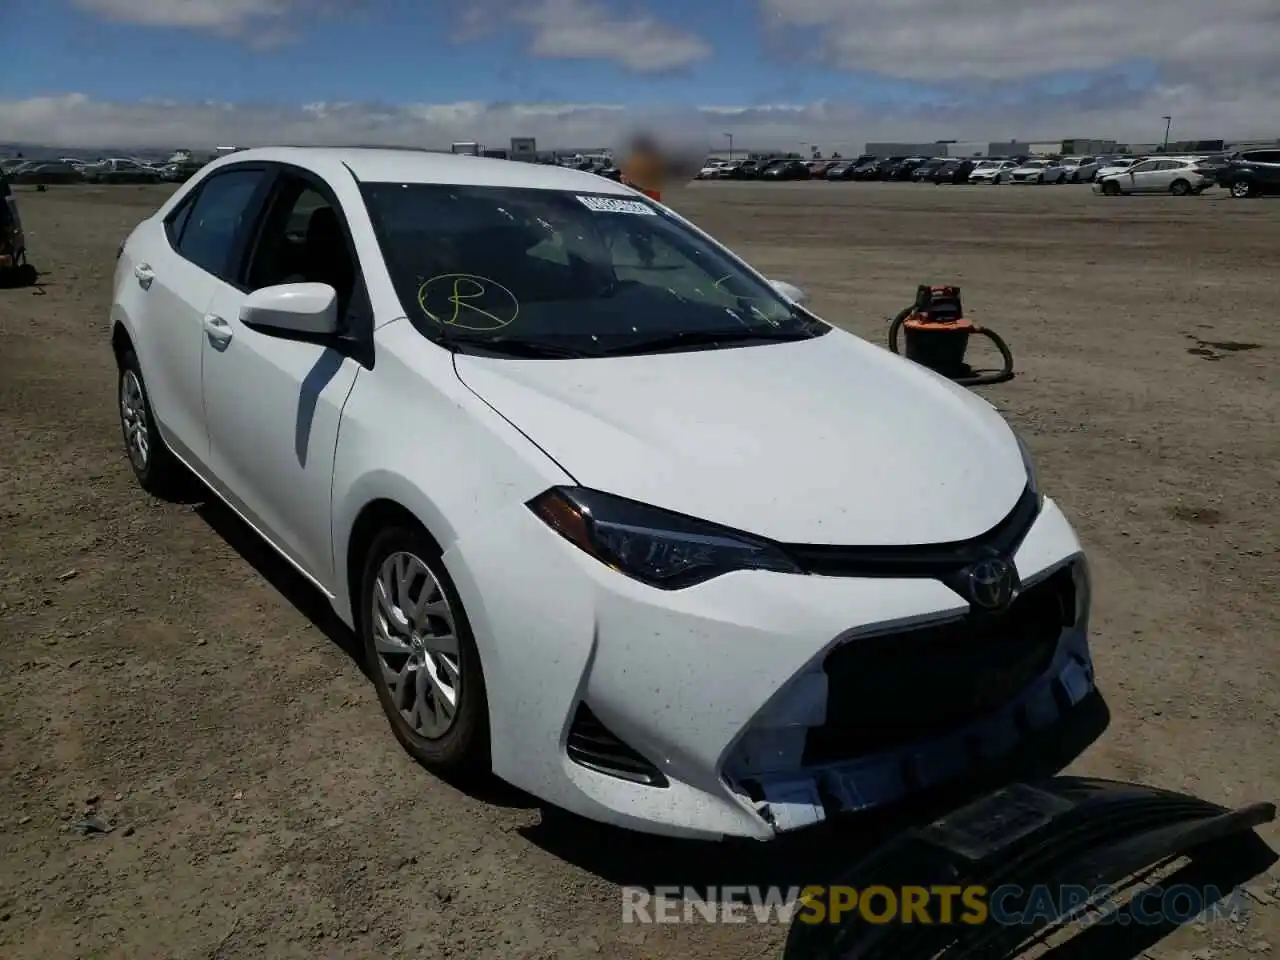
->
[201,146,635,194]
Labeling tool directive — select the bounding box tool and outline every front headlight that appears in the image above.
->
[1015,432,1042,504]
[528,486,802,589]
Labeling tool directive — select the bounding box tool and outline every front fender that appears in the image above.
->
[329,319,571,628]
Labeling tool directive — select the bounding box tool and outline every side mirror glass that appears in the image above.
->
[240,283,338,335]
[770,279,808,305]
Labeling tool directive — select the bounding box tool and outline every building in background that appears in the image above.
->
[986,141,1033,157]
[1061,138,1120,155]
[864,142,944,157]
[450,141,481,156]
[945,141,989,157]
[510,137,537,161]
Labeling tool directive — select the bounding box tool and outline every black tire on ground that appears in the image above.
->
[16,263,37,286]
[1170,179,1191,196]
[116,350,187,498]
[360,525,491,774]
[1230,179,1253,199]
[1102,180,1122,196]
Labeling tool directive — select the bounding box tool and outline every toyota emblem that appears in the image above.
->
[966,558,1016,610]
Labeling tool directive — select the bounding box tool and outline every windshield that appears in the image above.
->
[361,182,826,358]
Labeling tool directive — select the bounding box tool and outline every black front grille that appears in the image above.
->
[804,564,1076,766]
[567,703,668,787]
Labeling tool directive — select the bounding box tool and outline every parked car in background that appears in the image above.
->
[83,158,162,184]
[8,161,83,185]
[822,160,857,181]
[1093,157,1142,179]
[1093,157,1214,196]
[885,157,928,181]
[1009,160,1067,184]
[695,161,727,180]
[910,158,949,182]
[968,159,1019,184]
[1212,148,1280,198]
[760,159,811,181]
[808,160,839,179]
[932,159,977,184]
[1060,157,1101,182]
[851,158,893,180]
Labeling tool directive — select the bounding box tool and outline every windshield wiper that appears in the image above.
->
[599,325,824,357]
[448,336,592,359]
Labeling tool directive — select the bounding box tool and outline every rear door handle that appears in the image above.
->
[203,314,233,349]
[133,262,155,289]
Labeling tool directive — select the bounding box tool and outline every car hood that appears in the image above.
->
[454,330,1028,546]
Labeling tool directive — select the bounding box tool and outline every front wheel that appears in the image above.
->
[1230,179,1253,198]
[360,527,490,774]
[1102,180,1121,196]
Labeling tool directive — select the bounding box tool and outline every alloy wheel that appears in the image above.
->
[120,369,150,471]
[371,551,462,739]
[1230,181,1251,198]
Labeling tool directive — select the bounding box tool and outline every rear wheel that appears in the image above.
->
[360,526,490,774]
[1170,179,1191,196]
[1230,179,1253,198]
[117,350,186,497]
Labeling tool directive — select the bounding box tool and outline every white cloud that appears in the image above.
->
[514,0,711,72]
[759,0,1280,90]
[74,0,710,72]
[2,89,1275,154]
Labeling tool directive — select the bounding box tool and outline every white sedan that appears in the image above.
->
[968,160,1019,184]
[111,147,1095,840]
[1007,160,1068,184]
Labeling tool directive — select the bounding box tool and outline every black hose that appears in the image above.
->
[951,328,1014,386]
[886,308,1015,386]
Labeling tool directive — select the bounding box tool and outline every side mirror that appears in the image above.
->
[240,283,338,335]
[769,279,808,306]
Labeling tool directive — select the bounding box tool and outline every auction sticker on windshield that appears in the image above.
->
[576,196,656,215]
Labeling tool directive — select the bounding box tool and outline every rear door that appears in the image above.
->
[128,165,271,469]
[1242,150,1280,189]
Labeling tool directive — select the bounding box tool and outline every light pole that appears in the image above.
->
[1161,115,1172,153]
[724,132,733,161]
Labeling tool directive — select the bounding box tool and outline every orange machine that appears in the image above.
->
[888,285,1014,386]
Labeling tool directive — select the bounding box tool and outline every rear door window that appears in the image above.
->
[176,168,268,279]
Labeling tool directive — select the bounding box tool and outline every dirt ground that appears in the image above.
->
[1,180,1277,960]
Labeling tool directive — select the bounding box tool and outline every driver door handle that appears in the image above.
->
[203,314,233,349]
[133,262,155,289]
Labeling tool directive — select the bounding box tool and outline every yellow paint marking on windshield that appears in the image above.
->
[417,273,519,332]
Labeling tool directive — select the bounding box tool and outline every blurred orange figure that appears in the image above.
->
[621,133,664,202]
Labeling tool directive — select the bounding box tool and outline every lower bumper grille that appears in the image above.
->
[805,565,1077,766]
[567,703,668,787]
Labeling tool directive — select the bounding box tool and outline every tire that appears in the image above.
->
[1230,179,1253,199]
[117,350,186,497]
[360,525,490,774]
[1102,180,1121,196]
[1170,179,1191,196]
[1035,175,1044,184]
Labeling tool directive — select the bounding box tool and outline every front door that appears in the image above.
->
[200,171,367,590]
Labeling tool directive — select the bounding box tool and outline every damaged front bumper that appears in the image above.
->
[724,560,1097,835]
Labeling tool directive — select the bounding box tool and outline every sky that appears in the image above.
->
[2,0,1278,151]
